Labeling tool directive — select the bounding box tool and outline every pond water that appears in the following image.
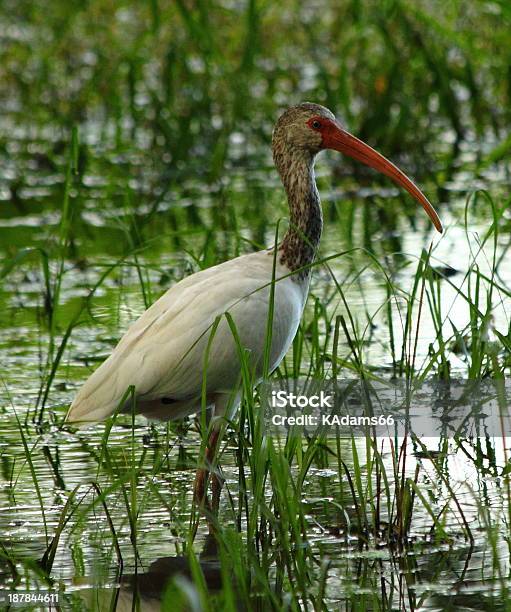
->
[0,113,511,610]
[0,59,510,612]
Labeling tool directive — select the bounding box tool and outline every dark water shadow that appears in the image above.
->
[77,535,223,611]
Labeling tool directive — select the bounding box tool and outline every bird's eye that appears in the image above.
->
[312,120,321,129]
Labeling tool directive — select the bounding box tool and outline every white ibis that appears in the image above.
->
[66,103,442,507]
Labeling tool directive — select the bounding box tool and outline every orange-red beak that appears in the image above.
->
[323,123,443,233]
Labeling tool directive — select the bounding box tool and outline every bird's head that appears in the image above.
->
[272,102,443,233]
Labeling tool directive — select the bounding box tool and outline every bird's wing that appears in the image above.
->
[67,250,305,423]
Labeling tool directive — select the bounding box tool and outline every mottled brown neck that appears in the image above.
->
[273,145,322,276]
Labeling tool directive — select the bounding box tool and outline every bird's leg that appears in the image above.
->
[193,467,206,506]
[193,425,221,508]
[210,467,224,515]
[192,393,237,537]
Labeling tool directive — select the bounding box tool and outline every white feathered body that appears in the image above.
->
[66,250,308,424]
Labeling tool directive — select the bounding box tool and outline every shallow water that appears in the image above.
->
[1,35,511,612]
[0,408,509,609]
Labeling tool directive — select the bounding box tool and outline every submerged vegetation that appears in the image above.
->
[0,0,510,610]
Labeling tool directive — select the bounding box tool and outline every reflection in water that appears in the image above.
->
[78,535,507,611]
[78,536,222,611]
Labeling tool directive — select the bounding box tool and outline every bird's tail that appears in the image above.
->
[65,358,127,426]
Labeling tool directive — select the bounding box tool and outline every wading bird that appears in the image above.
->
[66,103,442,508]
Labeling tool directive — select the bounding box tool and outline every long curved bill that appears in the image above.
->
[324,124,443,233]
